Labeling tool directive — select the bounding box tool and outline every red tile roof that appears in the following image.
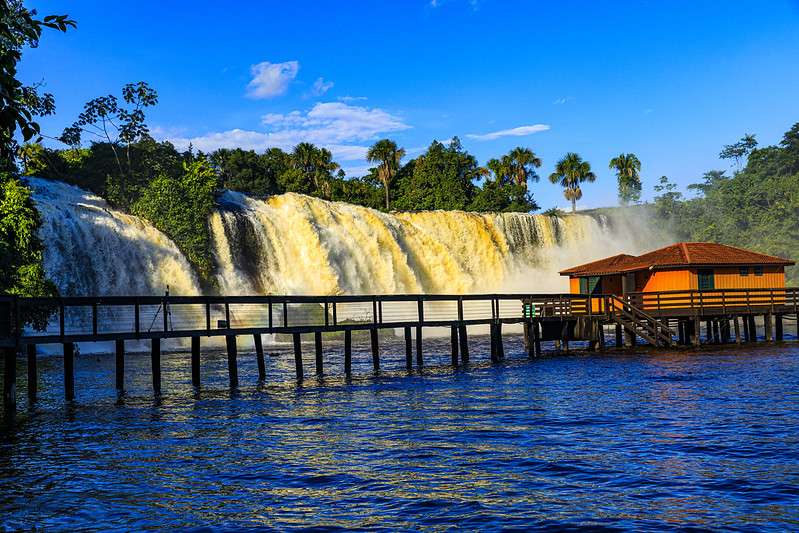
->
[560,242,794,276]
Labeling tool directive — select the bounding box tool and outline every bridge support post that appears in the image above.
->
[370,328,380,372]
[459,324,470,364]
[65,342,75,400]
[292,333,303,382]
[115,339,124,393]
[450,325,459,367]
[712,320,721,344]
[720,319,731,344]
[764,314,774,343]
[490,323,498,362]
[677,320,686,345]
[748,316,757,342]
[3,347,15,415]
[255,334,266,381]
[691,318,701,347]
[597,322,605,352]
[26,344,37,403]
[226,335,239,388]
[344,330,352,377]
[775,314,783,342]
[615,323,623,348]
[314,331,323,376]
[496,322,504,360]
[404,327,412,370]
[191,336,201,387]
[533,321,542,357]
[415,327,423,368]
[733,316,742,345]
[743,315,750,342]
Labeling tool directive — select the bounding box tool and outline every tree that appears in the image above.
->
[210,147,288,197]
[366,139,405,210]
[505,147,542,190]
[652,175,683,219]
[548,152,596,212]
[1,2,75,160]
[719,133,757,168]
[609,153,642,205]
[131,158,219,281]
[60,81,158,186]
[289,142,340,199]
[392,137,480,211]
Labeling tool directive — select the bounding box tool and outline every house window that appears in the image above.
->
[579,276,601,295]
[697,269,715,291]
[754,266,764,276]
[740,267,748,277]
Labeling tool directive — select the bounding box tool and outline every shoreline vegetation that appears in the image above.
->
[2,3,799,302]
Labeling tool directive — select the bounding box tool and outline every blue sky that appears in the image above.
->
[20,0,799,210]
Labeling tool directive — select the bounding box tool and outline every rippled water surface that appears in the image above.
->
[2,335,799,530]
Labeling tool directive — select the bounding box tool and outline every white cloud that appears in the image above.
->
[246,60,299,99]
[310,77,334,96]
[164,102,409,162]
[553,96,572,105]
[466,124,550,141]
[338,95,367,102]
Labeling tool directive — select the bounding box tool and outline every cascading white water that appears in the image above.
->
[29,178,661,298]
[210,191,652,296]
[27,178,201,296]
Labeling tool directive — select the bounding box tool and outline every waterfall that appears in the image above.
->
[27,177,201,297]
[29,179,658,298]
[211,192,650,296]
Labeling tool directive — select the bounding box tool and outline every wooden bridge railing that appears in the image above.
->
[0,293,601,348]
[625,288,799,316]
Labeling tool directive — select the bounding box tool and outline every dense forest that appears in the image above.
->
[2,2,799,296]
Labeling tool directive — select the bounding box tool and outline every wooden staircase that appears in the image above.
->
[608,295,675,346]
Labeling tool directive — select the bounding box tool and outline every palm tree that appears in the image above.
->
[609,153,642,205]
[548,152,596,212]
[505,147,542,190]
[366,139,405,210]
[292,142,339,198]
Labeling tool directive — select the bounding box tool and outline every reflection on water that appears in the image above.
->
[2,335,799,529]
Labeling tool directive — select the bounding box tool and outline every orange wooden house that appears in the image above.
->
[560,242,794,297]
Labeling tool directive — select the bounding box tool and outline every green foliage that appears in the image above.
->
[131,159,219,281]
[542,207,566,217]
[609,153,642,205]
[0,172,58,328]
[288,142,340,199]
[210,147,287,197]
[549,152,596,212]
[656,123,799,283]
[719,133,757,168]
[393,138,480,211]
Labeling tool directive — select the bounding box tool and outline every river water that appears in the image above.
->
[2,335,798,530]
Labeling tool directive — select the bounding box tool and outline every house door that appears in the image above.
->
[698,269,715,291]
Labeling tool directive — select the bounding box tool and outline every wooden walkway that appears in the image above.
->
[2,288,797,414]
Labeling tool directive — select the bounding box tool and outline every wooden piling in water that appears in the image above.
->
[344,330,352,376]
[404,327,412,370]
[115,339,124,393]
[615,323,623,348]
[533,320,542,357]
[691,318,701,347]
[496,322,505,360]
[64,342,75,400]
[254,334,266,381]
[459,324,469,364]
[292,333,303,382]
[370,328,379,372]
[150,338,160,395]
[314,331,323,376]
[415,326,423,368]
[742,315,750,342]
[765,314,774,343]
[3,347,15,413]
[734,316,741,345]
[26,344,36,402]
[748,315,757,341]
[226,335,239,387]
[775,314,783,342]
[712,320,721,344]
[191,336,200,387]
[450,324,459,366]
[489,323,498,362]
[677,320,686,345]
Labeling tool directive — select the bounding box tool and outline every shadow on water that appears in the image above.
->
[2,334,799,529]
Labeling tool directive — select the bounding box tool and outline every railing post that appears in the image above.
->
[205,299,211,334]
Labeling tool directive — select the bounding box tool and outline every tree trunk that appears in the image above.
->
[572,198,576,212]
[384,178,390,210]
